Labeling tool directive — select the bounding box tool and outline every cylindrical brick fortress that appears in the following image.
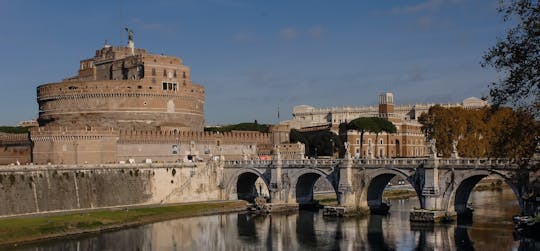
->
[36,45,205,131]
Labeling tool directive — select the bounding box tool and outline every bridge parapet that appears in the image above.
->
[351,158,427,167]
[223,160,274,168]
[223,159,343,169]
[436,158,519,169]
[222,157,531,170]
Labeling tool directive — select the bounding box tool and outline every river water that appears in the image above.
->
[9,188,539,251]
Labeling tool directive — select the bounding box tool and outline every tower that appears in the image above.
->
[378,92,394,115]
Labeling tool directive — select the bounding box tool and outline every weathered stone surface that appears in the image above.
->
[0,162,223,217]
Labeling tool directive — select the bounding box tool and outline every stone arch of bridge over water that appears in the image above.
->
[226,168,270,203]
[360,168,421,211]
[443,169,520,217]
[287,168,338,206]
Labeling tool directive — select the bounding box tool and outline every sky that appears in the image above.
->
[0,0,510,126]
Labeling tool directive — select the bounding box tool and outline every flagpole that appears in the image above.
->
[277,104,280,125]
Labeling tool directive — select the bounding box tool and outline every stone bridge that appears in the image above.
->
[222,157,540,220]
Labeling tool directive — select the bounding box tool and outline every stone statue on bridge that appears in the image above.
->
[367,141,374,159]
[344,142,350,159]
[451,140,459,159]
[429,139,437,158]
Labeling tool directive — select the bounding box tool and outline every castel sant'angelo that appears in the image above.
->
[0,32,296,165]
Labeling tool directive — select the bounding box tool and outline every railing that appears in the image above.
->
[223,157,530,169]
[351,158,428,166]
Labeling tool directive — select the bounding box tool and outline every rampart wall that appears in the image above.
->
[0,133,31,165]
[117,129,271,162]
[28,127,274,164]
[0,162,223,217]
[30,128,118,165]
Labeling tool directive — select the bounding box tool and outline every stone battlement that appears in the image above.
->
[37,80,204,99]
[118,129,271,144]
[0,133,29,144]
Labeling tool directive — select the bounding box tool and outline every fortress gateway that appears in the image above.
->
[3,38,296,165]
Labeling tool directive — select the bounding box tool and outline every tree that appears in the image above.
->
[290,129,344,158]
[347,117,378,158]
[482,0,540,116]
[347,117,396,158]
[372,117,397,157]
[419,105,538,159]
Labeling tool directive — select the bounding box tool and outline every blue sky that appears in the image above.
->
[0,0,508,125]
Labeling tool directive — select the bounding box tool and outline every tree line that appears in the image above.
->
[418,105,538,159]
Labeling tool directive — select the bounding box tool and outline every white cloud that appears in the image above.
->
[279,27,297,40]
[234,32,253,42]
[308,26,325,38]
[389,0,465,15]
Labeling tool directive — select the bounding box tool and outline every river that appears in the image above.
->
[8,187,539,250]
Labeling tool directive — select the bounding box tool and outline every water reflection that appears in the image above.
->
[9,188,538,251]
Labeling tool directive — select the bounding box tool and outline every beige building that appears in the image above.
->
[281,93,487,158]
[344,93,427,158]
[282,95,487,129]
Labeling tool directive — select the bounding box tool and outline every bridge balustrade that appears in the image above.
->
[221,157,528,169]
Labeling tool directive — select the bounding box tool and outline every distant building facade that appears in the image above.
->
[282,93,487,158]
[345,93,427,158]
[283,96,487,129]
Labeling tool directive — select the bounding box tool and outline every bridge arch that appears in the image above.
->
[443,169,520,216]
[287,168,338,206]
[226,168,270,203]
[360,168,420,212]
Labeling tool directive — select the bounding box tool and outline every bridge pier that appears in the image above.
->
[267,153,299,211]
[411,158,455,222]
[333,158,365,215]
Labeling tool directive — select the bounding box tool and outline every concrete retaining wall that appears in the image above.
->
[0,162,223,217]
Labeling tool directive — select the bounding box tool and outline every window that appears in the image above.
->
[163,70,167,77]
[162,82,178,91]
[356,139,360,144]
[173,70,177,78]
[183,72,186,79]
[380,139,383,144]
[152,68,156,76]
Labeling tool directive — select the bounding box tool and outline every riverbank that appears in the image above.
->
[383,190,417,199]
[0,200,246,248]
[314,189,419,204]
[474,179,504,191]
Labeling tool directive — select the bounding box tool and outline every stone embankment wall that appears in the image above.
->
[0,162,223,217]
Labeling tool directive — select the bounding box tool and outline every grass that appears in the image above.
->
[0,201,246,246]
[473,180,504,191]
[314,193,338,206]
[383,190,417,200]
